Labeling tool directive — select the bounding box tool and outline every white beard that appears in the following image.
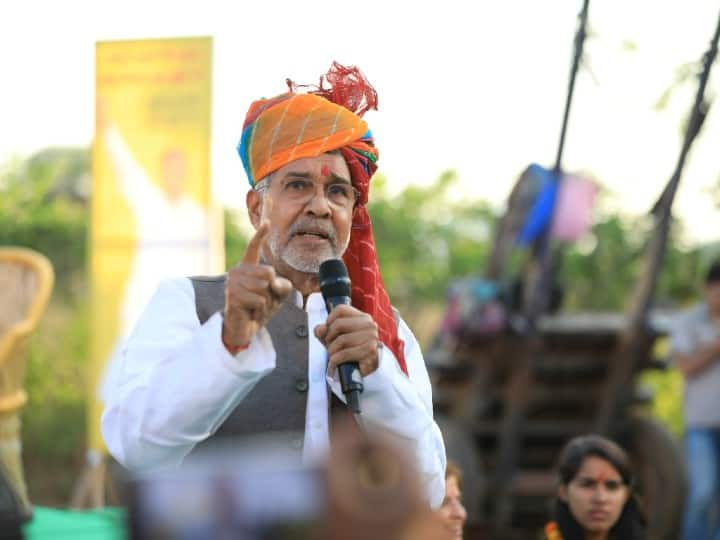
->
[269,233,331,273]
[268,229,350,274]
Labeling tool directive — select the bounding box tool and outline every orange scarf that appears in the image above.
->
[545,521,563,540]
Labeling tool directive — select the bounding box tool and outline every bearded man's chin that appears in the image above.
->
[282,249,337,274]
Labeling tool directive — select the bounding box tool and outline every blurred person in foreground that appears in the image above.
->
[670,260,720,540]
[326,419,451,540]
[436,462,467,539]
[101,62,446,508]
[543,435,646,540]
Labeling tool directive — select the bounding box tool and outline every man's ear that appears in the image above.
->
[558,485,568,502]
[247,189,263,229]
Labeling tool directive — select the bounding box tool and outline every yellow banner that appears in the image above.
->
[90,37,222,453]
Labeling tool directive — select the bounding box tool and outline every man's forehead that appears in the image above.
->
[278,154,350,179]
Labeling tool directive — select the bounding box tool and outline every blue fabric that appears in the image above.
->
[516,164,559,246]
[446,278,498,301]
[238,124,255,186]
[682,427,720,540]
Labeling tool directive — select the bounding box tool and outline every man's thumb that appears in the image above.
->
[314,324,327,345]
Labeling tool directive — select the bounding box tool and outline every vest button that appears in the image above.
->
[295,378,308,392]
[291,438,303,449]
[295,324,308,337]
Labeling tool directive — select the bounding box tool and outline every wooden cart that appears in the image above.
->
[428,309,685,539]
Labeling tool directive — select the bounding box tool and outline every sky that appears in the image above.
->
[2,0,720,243]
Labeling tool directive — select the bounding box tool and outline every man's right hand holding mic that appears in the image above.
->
[314,258,383,414]
[313,306,381,378]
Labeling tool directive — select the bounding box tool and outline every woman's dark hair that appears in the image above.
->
[551,435,646,540]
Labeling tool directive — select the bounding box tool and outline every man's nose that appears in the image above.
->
[305,185,332,215]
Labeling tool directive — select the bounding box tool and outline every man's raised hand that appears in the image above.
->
[222,221,292,352]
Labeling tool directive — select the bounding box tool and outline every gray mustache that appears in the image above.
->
[288,219,337,244]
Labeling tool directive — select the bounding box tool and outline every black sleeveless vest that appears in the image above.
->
[189,275,348,456]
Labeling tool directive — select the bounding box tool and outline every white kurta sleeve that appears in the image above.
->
[101,277,276,472]
[327,317,447,509]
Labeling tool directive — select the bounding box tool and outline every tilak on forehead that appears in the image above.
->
[236,62,408,375]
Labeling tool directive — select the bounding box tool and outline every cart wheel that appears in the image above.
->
[436,415,484,523]
[616,416,686,540]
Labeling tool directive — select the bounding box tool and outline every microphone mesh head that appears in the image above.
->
[319,258,351,299]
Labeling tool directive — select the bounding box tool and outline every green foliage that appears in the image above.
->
[224,209,250,266]
[0,149,91,456]
[368,171,497,310]
[24,301,89,458]
[560,214,702,311]
[0,149,89,297]
[0,149,92,503]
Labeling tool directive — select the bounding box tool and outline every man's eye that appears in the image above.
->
[286,179,311,191]
[328,184,350,198]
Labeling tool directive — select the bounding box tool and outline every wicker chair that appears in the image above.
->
[0,247,54,513]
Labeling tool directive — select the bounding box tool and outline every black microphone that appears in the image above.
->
[319,258,363,414]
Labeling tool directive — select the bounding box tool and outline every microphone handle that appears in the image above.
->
[338,365,362,414]
[325,295,364,414]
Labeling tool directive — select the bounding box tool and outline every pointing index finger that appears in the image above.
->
[243,221,271,264]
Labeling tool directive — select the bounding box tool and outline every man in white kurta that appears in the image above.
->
[101,64,446,508]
